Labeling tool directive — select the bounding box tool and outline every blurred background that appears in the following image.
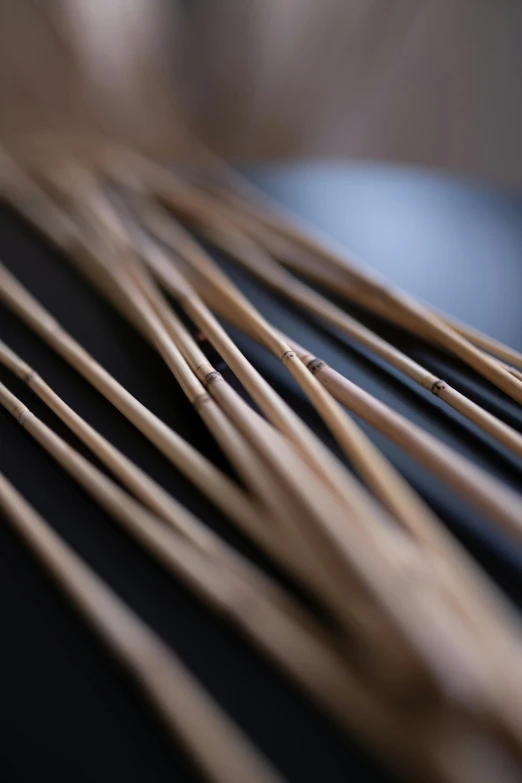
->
[1,1,521,182]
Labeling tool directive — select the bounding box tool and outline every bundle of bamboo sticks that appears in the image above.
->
[2,142,522,783]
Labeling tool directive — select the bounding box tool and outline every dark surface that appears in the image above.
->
[1,161,522,782]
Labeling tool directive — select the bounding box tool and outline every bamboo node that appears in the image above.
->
[281,350,296,366]
[202,370,223,389]
[430,380,447,397]
[17,409,30,426]
[22,369,38,386]
[307,358,326,375]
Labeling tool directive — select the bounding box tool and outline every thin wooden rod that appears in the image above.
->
[165,186,522,463]
[0,379,416,752]
[190,181,522,405]
[0,262,264,539]
[61,190,443,688]
[0,473,500,783]
[0,338,316,623]
[15,173,507,706]
[0,472,283,783]
[135,195,432,535]
[0,235,419,680]
[148,250,522,653]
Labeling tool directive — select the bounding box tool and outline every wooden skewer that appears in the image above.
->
[164,185,522,463]
[191,181,522,405]
[35,167,517,711]
[6,145,520,779]
[228,221,522,383]
[0,378,419,759]
[144,238,522,648]
[134,194,428,531]
[163,254,522,631]
[106,145,522,383]
[0,337,314,625]
[1,176,454,688]
[0,261,267,542]
[178,242,522,544]
[435,309,522,374]
[67,187,454,690]
[0,472,283,783]
[1,176,496,783]
[247,244,522,384]
[1,458,506,783]
[122,205,522,708]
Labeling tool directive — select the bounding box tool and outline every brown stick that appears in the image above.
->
[0,337,315,624]
[192,181,522,405]
[0,472,283,783]
[169,186,522,462]
[0,261,265,541]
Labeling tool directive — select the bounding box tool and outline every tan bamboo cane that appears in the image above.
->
[0,260,414,684]
[0,261,268,542]
[436,309,522,374]
[100,145,522,384]
[5,145,522,776]
[14,163,510,707]
[0,379,427,763]
[168,239,522,541]
[247,244,522,384]
[1,474,511,783]
[2,193,504,783]
[3,155,404,548]
[64,186,460,693]
[0,472,283,783]
[116,198,522,712]
[8,153,522,728]
[144,242,522,657]
[180,178,522,405]
[146,262,522,752]
[156,184,522,463]
[0,337,319,627]
[62,210,381,645]
[192,190,522,386]
[132,192,437,529]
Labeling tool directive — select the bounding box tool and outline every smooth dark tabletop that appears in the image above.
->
[1,161,522,782]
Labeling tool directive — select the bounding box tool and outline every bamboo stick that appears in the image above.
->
[134,194,434,531]
[6,145,520,776]
[164,186,522,463]
[0,261,266,541]
[0,379,421,760]
[222,219,522,384]
[65,186,455,690]
[0,337,317,624]
[254,249,522,384]
[0,472,283,783]
[144,243,522,660]
[0,258,413,684]
[177,244,522,540]
[138,237,519,748]
[117,207,522,712]
[169,261,522,632]
[2,459,509,783]
[104,146,522,386]
[187,181,522,405]
[29,169,516,708]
